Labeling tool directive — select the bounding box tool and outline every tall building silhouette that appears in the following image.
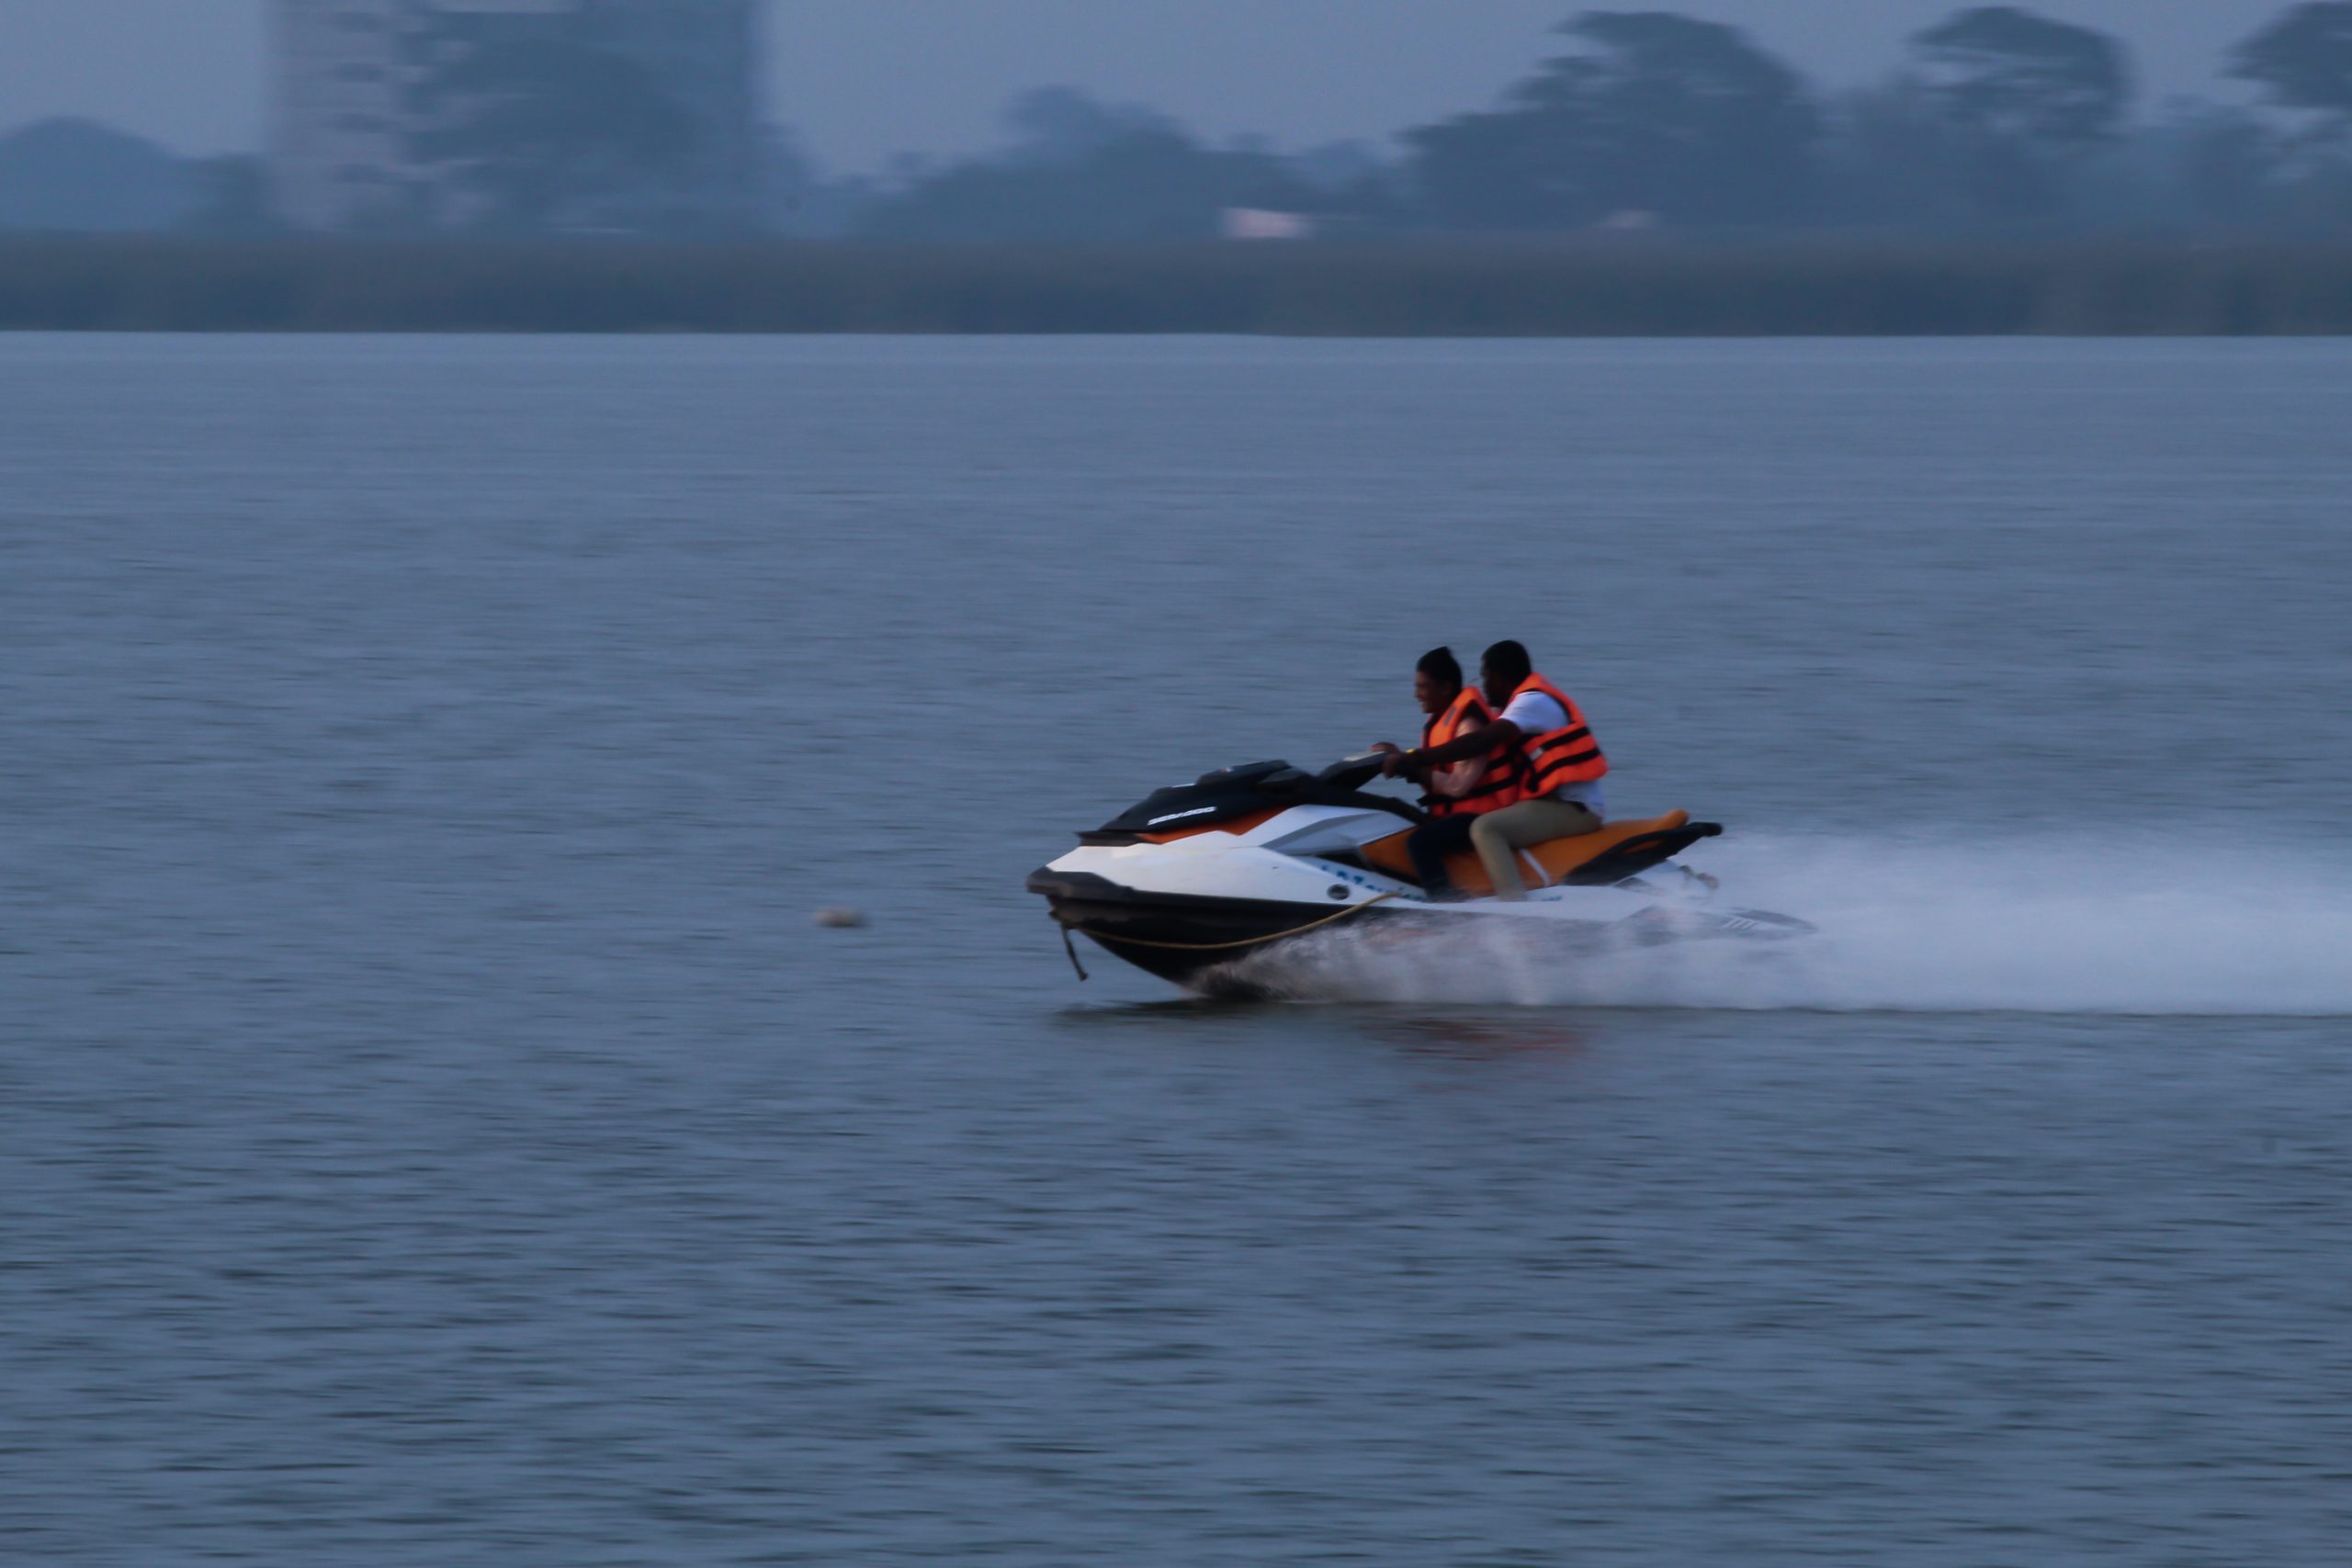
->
[272,0,762,232]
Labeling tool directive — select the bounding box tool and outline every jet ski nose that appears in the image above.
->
[1027,866,1097,901]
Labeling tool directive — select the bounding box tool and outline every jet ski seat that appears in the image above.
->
[1360,810,1720,897]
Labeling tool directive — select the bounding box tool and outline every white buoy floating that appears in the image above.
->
[813,907,869,930]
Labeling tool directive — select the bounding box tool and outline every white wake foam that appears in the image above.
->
[1227,832,2352,1015]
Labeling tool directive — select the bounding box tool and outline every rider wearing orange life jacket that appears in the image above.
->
[1373,647,1520,820]
[1374,647,1524,895]
[1382,640,1608,901]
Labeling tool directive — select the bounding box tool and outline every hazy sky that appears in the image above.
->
[0,1,2264,168]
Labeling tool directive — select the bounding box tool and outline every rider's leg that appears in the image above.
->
[1468,799,1604,902]
[1405,814,1479,898]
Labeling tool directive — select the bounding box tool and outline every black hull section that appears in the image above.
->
[1027,867,1383,988]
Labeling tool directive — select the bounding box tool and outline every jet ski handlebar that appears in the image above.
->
[1086,756,1427,841]
[1316,752,1391,793]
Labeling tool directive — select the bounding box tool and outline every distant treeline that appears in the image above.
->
[849,8,2352,245]
[6,238,2352,335]
[10,6,2352,245]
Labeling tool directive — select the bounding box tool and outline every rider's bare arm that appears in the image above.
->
[1383,720,1522,777]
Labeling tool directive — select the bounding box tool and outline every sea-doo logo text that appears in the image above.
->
[1147,807,1221,827]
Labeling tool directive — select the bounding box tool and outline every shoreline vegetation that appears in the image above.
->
[4,238,2352,336]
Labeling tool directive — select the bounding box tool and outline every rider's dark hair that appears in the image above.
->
[1415,646,1463,688]
[1483,640,1532,689]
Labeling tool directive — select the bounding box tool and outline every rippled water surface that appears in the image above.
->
[6,335,2352,1564]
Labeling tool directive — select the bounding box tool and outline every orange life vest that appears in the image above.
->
[1507,673,1609,796]
[1420,687,1521,817]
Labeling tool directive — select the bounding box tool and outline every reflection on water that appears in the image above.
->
[1363,1010,1591,1063]
[1058,998,1589,1063]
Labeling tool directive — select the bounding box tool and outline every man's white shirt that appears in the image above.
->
[1497,690,1606,816]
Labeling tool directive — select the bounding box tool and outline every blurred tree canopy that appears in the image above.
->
[2230,4,2352,135]
[1903,6,2132,220]
[856,89,1314,242]
[998,87,1183,164]
[1912,6,2131,146]
[1404,12,1818,229]
[177,156,280,236]
[0,118,195,231]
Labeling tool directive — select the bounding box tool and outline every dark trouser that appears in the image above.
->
[1406,812,1480,897]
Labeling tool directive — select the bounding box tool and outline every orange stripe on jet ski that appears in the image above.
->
[1140,808,1284,844]
[1446,810,1691,896]
[1364,811,1694,897]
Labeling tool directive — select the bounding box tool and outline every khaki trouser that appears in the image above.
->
[1469,798,1603,902]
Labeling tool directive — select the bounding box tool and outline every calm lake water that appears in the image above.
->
[6,334,2351,1564]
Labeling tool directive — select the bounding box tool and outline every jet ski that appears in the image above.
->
[1027,754,1813,994]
